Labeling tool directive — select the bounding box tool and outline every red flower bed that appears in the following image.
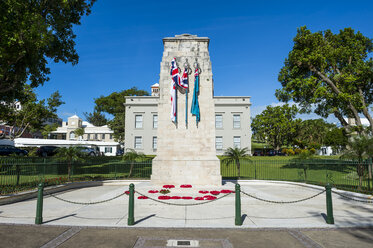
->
[158,195,171,200]
[171,196,181,199]
[125,191,130,195]
[198,190,209,194]
[180,184,192,188]
[204,195,217,200]
[148,190,159,193]
[194,197,204,201]
[210,191,220,195]
[220,190,234,194]
[182,196,193,200]
[138,196,148,199]
[163,185,175,189]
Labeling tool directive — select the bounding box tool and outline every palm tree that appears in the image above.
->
[222,147,251,179]
[122,149,146,178]
[56,147,83,181]
[341,135,373,191]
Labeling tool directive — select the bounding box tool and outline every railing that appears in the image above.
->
[1,157,372,195]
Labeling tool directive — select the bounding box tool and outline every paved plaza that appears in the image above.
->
[1,180,373,247]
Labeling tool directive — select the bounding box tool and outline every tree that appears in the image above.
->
[294,119,335,149]
[252,104,300,151]
[41,123,58,139]
[56,147,84,181]
[222,147,251,179]
[74,127,85,140]
[122,148,146,178]
[340,135,373,191]
[324,127,348,153]
[83,111,107,126]
[276,27,373,135]
[94,87,149,142]
[0,87,64,139]
[0,0,96,105]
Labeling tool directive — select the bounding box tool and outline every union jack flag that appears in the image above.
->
[170,58,179,123]
[180,67,189,89]
[170,58,180,87]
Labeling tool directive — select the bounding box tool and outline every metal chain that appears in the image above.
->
[332,190,373,203]
[47,192,127,205]
[240,190,326,204]
[135,190,232,206]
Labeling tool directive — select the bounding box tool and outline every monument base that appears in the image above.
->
[151,158,222,186]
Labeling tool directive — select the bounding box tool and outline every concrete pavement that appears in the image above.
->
[0,180,372,228]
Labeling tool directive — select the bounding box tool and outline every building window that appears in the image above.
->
[233,114,241,129]
[215,114,223,128]
[135,136,142,149]
[135,115,143,128]
[153,115,158,129]
[233,136,241,148]
[216,136,223,150]
[102,134,105,140]
[94,133,98,140]
[87,134,90,140]
[153,136,157,150]
[105,147,112,153]
[110,134,113,139]
[69,132,75,139]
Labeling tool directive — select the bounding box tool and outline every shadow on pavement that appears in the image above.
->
[135,214,156,225]
[43,214,76,224]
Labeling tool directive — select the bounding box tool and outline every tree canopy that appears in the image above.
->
[0,0,96,104]
[93,87,149,142]
[0,87,64,139]
[251,104,300,150]
[276,26,373,134]
[83,111,108,127]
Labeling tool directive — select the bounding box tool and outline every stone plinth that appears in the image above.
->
[151,34,222,186]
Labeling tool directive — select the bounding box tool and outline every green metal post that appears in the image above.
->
[35,183,44,224]
[127,183,135,226]
[235,184,242,226]
[325,183,334,224]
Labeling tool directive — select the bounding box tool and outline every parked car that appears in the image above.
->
[36,146,59,157]
[116,149,124,156]
[77,147,97,156]
[0,146,28,156]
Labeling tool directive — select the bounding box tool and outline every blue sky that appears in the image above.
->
[35,0,373,122]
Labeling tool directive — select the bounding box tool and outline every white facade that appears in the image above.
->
[125,94,251,155]
[48,115,119,156]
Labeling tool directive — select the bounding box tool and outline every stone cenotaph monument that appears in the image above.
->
[151,34,222,186]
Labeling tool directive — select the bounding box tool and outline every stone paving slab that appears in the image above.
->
[1,225,373,248]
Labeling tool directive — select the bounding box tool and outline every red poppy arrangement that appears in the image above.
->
[163,185,175,189]
[130,185,234,201]
[125,190,130,195]
[180,184,192,188]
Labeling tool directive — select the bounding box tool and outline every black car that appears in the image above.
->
[36,146,59,157]
[0,146,28,156]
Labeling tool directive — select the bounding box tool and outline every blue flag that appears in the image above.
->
[191,68,200,123]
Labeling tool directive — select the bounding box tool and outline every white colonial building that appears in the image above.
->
[125,85,251,155]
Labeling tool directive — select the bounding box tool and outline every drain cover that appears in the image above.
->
[167,239,199,247]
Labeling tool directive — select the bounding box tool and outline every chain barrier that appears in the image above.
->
[135,190,232,206]
[47,191,127,205]
[240,189,326,204]
[332,190,373,203]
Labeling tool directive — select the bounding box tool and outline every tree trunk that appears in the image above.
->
[236,159,241,180]
[67,163,71,181]
[357,163,364,191]
[128,162,134,178]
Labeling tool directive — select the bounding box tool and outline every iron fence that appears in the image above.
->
[0,157,372,195]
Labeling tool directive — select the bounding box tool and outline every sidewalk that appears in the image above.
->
[0,180,372,228]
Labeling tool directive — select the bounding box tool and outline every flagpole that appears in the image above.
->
[185,89,188,127]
